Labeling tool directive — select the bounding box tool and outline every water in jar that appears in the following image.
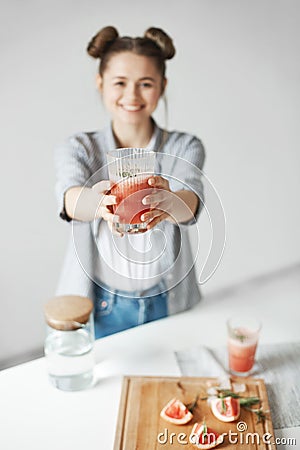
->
[44,328,95,391]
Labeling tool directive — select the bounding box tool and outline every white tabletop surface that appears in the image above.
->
[1,268,299,450]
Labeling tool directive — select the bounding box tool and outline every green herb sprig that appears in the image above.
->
[242,406,267,424]
[234,333,247,343]
[202,418,208,442]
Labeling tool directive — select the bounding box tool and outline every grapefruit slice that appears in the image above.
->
[210,396,240,422]
[190,422,224,449]
[160,398,193,425]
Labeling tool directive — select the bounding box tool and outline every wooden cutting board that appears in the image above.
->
[114,376,276,450]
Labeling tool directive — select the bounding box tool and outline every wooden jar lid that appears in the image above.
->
[44,295,93,331]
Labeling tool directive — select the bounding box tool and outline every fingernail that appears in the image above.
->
[148,178,154,185]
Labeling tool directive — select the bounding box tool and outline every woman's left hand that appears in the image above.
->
[141,176,174,230]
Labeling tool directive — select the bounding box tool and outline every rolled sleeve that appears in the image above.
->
[160,134,206,226]
[54,135,93,221]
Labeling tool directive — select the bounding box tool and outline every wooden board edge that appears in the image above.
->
[256,378,277,449]
[113,376,131,450]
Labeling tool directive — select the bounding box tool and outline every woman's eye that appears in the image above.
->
[140,82,152,88]
[114,81,125,86]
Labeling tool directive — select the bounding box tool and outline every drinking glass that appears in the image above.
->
[227,315,261,376]
[107,148,156,233]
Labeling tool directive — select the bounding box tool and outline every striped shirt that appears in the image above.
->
[54,121,205,315]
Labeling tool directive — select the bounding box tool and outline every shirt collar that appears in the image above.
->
[104,119,164,153]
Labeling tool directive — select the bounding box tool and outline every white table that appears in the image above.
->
[1,270,299,450]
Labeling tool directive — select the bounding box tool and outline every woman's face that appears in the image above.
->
[97,52,166,126]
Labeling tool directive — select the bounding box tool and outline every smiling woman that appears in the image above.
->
[54,26,206,339]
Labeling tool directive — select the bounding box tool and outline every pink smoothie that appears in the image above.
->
[228,327,258,373]
[111,178,153,224]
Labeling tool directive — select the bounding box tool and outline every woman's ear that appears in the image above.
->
[161,78,167,96]
[96,74,103,92]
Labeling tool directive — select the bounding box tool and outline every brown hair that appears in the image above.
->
[87,26,175,78]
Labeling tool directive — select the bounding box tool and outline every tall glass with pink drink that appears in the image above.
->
[107,148,155,233]
[227,316,261,376]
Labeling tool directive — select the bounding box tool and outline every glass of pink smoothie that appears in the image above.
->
[227,316,261,376]
[107,148,156,233]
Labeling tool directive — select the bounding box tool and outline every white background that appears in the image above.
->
[0,0,299,367]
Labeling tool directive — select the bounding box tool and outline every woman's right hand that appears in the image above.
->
[92,181,122,236]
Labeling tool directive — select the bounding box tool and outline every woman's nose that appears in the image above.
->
[124,82,139,100]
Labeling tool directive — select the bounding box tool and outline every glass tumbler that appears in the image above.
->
[107,148,156,233]
[44,295,95,391]
[227,315,262,376]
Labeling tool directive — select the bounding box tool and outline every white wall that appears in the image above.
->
[1,0,299,367]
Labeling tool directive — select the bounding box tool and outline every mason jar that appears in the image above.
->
[44,295,95,391]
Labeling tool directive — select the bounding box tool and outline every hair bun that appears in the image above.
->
[87,26,119,59]
[144,27,175,60]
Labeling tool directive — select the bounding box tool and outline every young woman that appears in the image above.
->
[55,26,205,338]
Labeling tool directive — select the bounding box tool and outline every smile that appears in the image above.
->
[120,104,144,112]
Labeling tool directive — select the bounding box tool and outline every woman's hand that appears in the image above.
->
[92,181,123,236]
[141,176,174,230]
[141,176,199,229]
